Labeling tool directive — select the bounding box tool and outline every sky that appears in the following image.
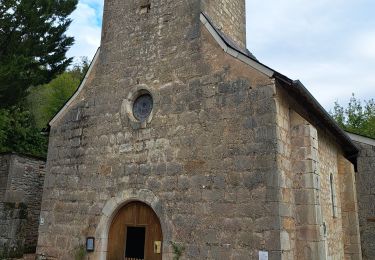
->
[66,0,375,111]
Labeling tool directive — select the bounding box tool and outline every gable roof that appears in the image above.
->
[200,12,358,164]
[346,132,375,147]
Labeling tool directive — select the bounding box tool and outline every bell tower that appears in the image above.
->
[100,0,247,58]
[201,0,246,49]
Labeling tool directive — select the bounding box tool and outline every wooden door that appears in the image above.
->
[107,201,163,260]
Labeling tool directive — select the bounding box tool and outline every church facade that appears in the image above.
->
[37,0,362,259]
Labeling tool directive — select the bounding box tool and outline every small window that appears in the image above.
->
[133,93,153,122]
[125,226,146,259]
[124,87,155,129]
[330,173,337,218]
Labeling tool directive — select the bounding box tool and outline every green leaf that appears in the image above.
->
[331,93,375,139]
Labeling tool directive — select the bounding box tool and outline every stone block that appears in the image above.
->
[295,189,320,205]
[177,176,191,191]
[280,230,291,250]
[101,199,116,217]
[166,162,183,176]
[202,189,224,202]
[296,204,322,225]
[297,225,321,241]
[139,164,151,175]
[119,143,132,153]
[238,231,262,247]
[279,202,293,217]
[4,191,25,203]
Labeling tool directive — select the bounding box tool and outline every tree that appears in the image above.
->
[27,57,89,129]
[331,94,375,139]
[69,56,90,80]
[0,0,78,107]
[0,58,89,157]
[27,71,79,129]
[0,107,47,157]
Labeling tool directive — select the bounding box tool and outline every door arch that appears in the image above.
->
[107,201,163,260]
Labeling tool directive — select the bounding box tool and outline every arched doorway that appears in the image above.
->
[107,201,163,260]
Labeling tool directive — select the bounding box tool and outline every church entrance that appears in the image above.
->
[107,201,163,260]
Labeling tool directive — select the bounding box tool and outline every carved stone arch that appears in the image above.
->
[93,189,171,260]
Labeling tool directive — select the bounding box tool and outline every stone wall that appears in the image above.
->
[274,88,362,260]
[291,111,327,260]
[0,202,28,258]
[0,154,10,201]
[273,85,295,259]
[0,153,46,257]
[318,133,342,258]
[353,138,375,259]
[338,155,362,259]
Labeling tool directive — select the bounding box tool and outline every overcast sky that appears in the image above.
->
[66,0,375,111]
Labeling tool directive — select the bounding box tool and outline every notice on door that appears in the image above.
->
[259,251,268,260]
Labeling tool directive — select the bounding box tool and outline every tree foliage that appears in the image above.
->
[0,59,88,157]
[0,107,48,157]
[331,94,375,139]
[27,58,88,129]
[0,0,78,107]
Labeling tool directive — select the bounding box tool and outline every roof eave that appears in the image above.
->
[200,13,274,78]
[346,132,375,147]
[275,75,359,163]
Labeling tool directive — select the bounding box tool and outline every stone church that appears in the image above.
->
[36,0,363,259]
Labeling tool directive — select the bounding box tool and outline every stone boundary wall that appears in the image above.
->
[353,138,375,259]
[0,202,28,258]
[0,153,46,257]
[0,154,10,201]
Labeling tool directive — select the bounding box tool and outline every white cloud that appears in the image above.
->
[246,0,375,110]
[352,32,375,60]
[245,0,347,49]
[66,2,103,61]
[266,56,375,110]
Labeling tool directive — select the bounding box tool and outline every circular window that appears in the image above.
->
[132,93,153,122]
